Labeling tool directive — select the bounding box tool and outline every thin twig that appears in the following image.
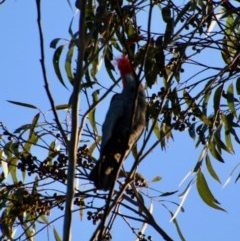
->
[90,177,134,241]
[35,0,68,145]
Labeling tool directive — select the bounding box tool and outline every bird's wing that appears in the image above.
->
[100,93,127,150]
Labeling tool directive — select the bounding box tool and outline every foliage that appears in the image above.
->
[0,0,240,241]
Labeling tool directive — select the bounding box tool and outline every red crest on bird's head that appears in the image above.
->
[116,56,133,78]
[116,56,135,88]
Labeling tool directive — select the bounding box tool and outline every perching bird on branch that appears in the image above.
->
[89,56,146,191]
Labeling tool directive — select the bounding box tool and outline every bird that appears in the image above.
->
[89,56,146,191]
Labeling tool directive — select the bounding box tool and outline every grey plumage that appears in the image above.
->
[89,63,146,191]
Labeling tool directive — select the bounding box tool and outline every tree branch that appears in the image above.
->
[63,1,87,241]
[35,0,68,145]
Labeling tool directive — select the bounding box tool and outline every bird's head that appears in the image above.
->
[116,56,136,89]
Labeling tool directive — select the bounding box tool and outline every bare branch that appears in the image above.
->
[63,1,87,241]
[35,0,68,145]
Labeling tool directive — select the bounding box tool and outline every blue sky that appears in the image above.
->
[1,0,240,240]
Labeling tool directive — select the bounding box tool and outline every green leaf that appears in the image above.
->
[159,190,178,197]
[30,113,40,135]
[90,54,100,80]
[164,20,174,45]
[144,56,158,88]
[170,211,187,241]
[221,37,231,64]
[235,173,240,183]
[88,90,99,134]
[65,42,75,84]
[88,138,100,155]
[151,176,162,182]
[183,90,212,126]
[196,170,225,211]
[31,176,39,196]
[159,129,167,150]
[174,2,191,26]
[222,113,234,153]
[40,215,49,224]
[223,163,240,187]
[24,133,38,154]
[188,123,196,140]
[225,128,234,153]
[14,124,32,134]
[152,118,160,139]
[1,155,8,179]
[205,154,221,183]
[79,197,85,221]
[214,131,233,154]
[172,181,192,221]
[226,83,236,117]
[229,128,240,144]
[193,148,206,172]
[68,16,75,36]
[7,100,38,109]
[222,113,231,130]
[24,113,40,153]
[202,90,211,115]
[53,44,67,88]
[155,37,165,74]
[222,114,240,144]
[213,85,223,114]
[4,142,18,182]
[4,141,13,158]
[48,140,58,160]
[8,157,18,183]
[22,221,34,240]
[236,77,240,95]
[1,207,15,238]
[81,69,96,89]
[169,88,181,115]
[208,139,224,163]
[53,228,62,241]
[104,46,116,82]
[55,104,70,110]
[50,38,62,49]
[162,7,172,23]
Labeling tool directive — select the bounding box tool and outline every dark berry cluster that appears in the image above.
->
[87,210,103,225]
[16,145,94,182]
[138,232,153,241]
[146,88,166,120]
[77,145,94,169]
[17,154,38,176]
[135,177,147,188]
[73,197,84,206]
[38,154,67,182]
[126,176,147,198]
[196,127,207,145]
[12,188,51,217]
[166,57,184,73]
[24,198,51,216]
[173,111,196,132]
[126,186,135,199]
[151,87,166,100]
[2,130,13,141]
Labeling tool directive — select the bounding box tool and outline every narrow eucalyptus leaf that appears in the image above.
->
[206,154,221,183]
[197,170,225,211]
[7,100,38,109]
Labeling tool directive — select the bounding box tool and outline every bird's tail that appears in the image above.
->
[89,154,121,191]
